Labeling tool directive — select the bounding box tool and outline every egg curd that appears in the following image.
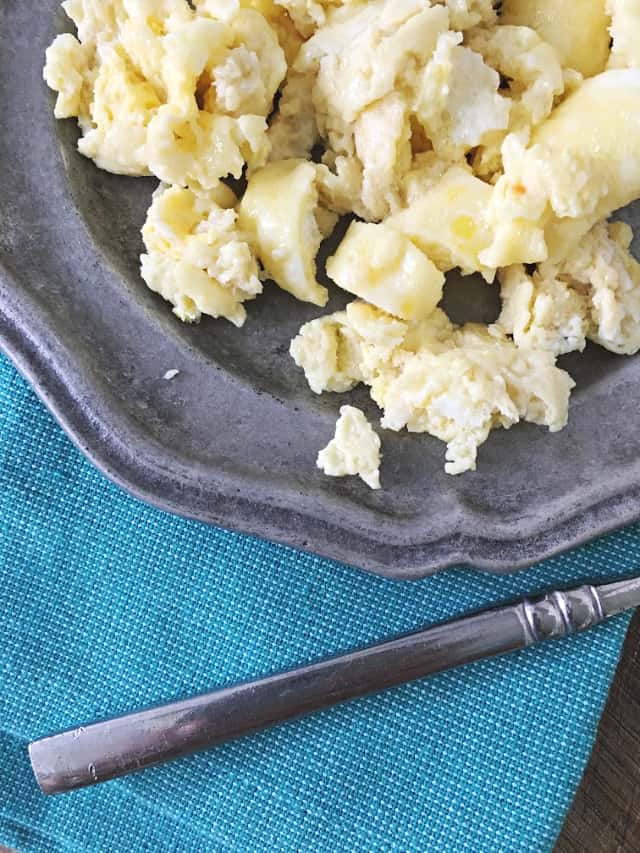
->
[45,0,640,486]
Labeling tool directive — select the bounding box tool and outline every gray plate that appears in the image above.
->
[2,3,640,580]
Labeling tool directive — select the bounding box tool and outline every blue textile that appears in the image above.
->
[0,350,634,853]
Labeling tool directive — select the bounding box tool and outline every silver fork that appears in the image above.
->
[28,574,640,795]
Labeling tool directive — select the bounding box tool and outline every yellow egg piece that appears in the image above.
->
[502,0,610,78]
[326,222,444,322]
[386,166,496,281]
[239,159,336,306]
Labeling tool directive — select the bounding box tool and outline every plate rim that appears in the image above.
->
[2,270,638,580]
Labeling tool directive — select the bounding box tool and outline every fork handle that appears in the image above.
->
[29,583,608,794]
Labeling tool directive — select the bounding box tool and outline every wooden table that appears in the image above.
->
[556,609,640,851]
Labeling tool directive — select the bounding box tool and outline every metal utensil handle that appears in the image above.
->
[29,583,608,795]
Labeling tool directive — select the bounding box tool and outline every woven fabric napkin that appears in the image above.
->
[0,351,635,852]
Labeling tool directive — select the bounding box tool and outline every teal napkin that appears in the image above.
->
[0,351,634,853]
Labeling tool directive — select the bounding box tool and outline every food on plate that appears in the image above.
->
[292,301,573,475]
[481,69,640,270]
[44,0,640,483]
[465,23,564,178]
[416,29,510,162]
[606,0,640,69]
[317,405,382,489]
[238,159,337,306]
[326,222,445,321]
[498,221,640,356]
[44,0,285,181]
[386,166,496,281]
[501,0,610,78]
[141,182,262,326]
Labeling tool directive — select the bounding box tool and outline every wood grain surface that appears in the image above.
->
[556,609,640,852]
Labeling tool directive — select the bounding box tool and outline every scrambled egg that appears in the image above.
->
[499,221,640,356]
[317,405,382,489]
[238,158,337,305]
[141,182,262,326]
[466,24,564,178]
[292,302,574,475]
[45,0,640,484]
[267,70,318,161]
[386,166,496,281]
[502,0,610,78]
[326,221,445,320]
[607,0,640,69]
[417,30,510,162]
[44,0,285,183]
[482,70,640,268]
[295,0,450,219]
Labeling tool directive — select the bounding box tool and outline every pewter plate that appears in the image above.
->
[2,3,640,580]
